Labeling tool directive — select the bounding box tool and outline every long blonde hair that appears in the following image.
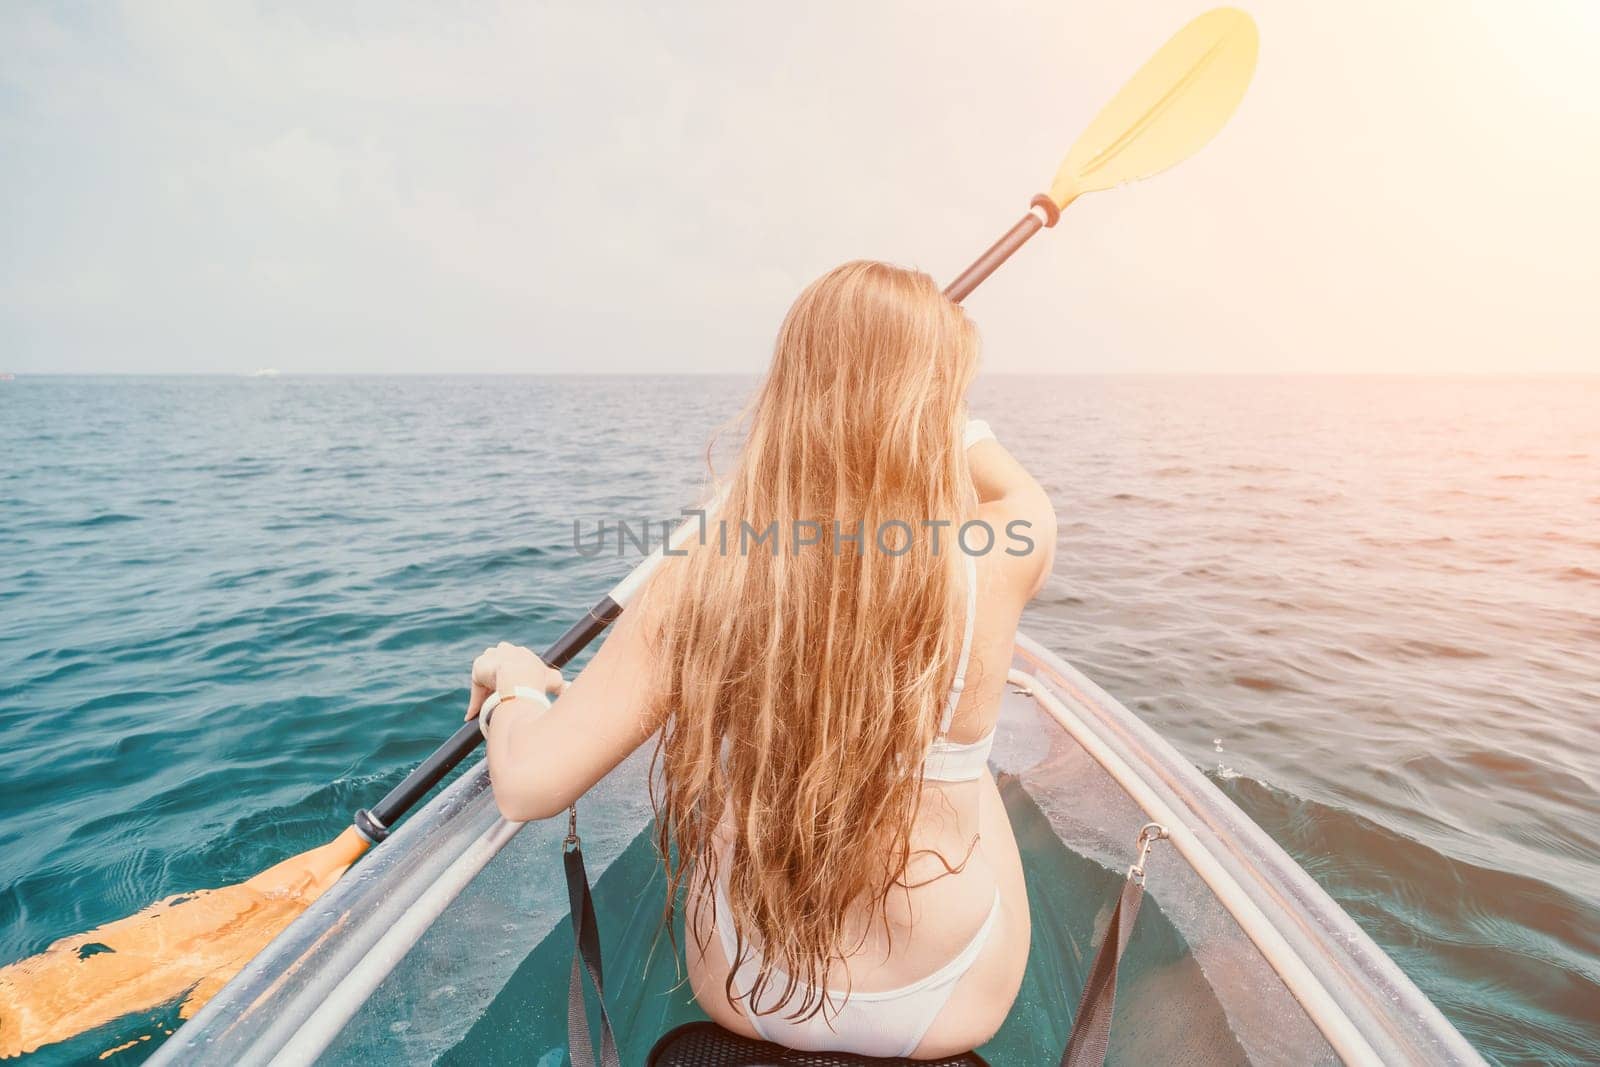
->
[649,260,981,1019]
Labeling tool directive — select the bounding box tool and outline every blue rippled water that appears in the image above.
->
[1,375,1597,1065]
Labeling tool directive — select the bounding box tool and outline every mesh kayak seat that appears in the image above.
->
[647,1022,990,1067]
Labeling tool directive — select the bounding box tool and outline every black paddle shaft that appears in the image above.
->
[349,192,1062,843]
[353,595,623,841]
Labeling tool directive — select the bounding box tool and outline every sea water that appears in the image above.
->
[0,375,1596,1064]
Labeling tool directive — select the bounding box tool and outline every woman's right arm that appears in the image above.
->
[969,434,1057,599]
[472,588,669,823]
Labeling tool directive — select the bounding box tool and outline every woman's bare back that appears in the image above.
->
[685,534,1036,1057]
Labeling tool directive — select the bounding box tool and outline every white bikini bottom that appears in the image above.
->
[710,877,1002,1058]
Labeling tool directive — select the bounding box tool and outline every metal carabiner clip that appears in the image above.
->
[563,804,581,853]
[1129,821,1169,885]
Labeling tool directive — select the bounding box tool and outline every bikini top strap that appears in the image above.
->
[938,552,979,737]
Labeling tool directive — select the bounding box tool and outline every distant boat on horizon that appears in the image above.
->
[247,368,280,378]
[0,372,15,381]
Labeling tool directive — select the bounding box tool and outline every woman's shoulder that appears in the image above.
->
[974,492,1056,606]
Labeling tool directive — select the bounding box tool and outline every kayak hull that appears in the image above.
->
[151,634,1483,1066]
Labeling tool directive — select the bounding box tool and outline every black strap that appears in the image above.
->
[1060,876,1143,1067]
[564,828,621,1067]
[1061,822,1165,1067]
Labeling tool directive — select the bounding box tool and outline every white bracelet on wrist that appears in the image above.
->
[479,686,553,739]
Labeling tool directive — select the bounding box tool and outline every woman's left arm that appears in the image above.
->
[467,601,666,823]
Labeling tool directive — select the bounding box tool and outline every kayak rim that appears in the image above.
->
[1010,633,1484,1066]
[151,634,1485,1066]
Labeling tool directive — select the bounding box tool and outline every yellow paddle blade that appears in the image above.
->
[1049,7,1259,209]
[0,828,368,1059]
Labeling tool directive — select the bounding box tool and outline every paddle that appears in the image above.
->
[0,8,1258,1058]
[945,5,1259,301]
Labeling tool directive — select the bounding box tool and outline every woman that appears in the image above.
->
[467,261,1056,1059]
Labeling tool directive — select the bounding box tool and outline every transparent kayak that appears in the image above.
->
[153,634,1483,1065]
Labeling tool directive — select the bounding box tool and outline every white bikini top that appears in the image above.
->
[922,553,994,783]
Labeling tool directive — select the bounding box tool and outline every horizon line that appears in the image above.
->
[7,370,1599,379]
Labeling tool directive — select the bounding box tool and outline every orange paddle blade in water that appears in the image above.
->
[0,828,367,1059]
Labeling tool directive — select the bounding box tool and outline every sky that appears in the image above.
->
[1,1,1596,375]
